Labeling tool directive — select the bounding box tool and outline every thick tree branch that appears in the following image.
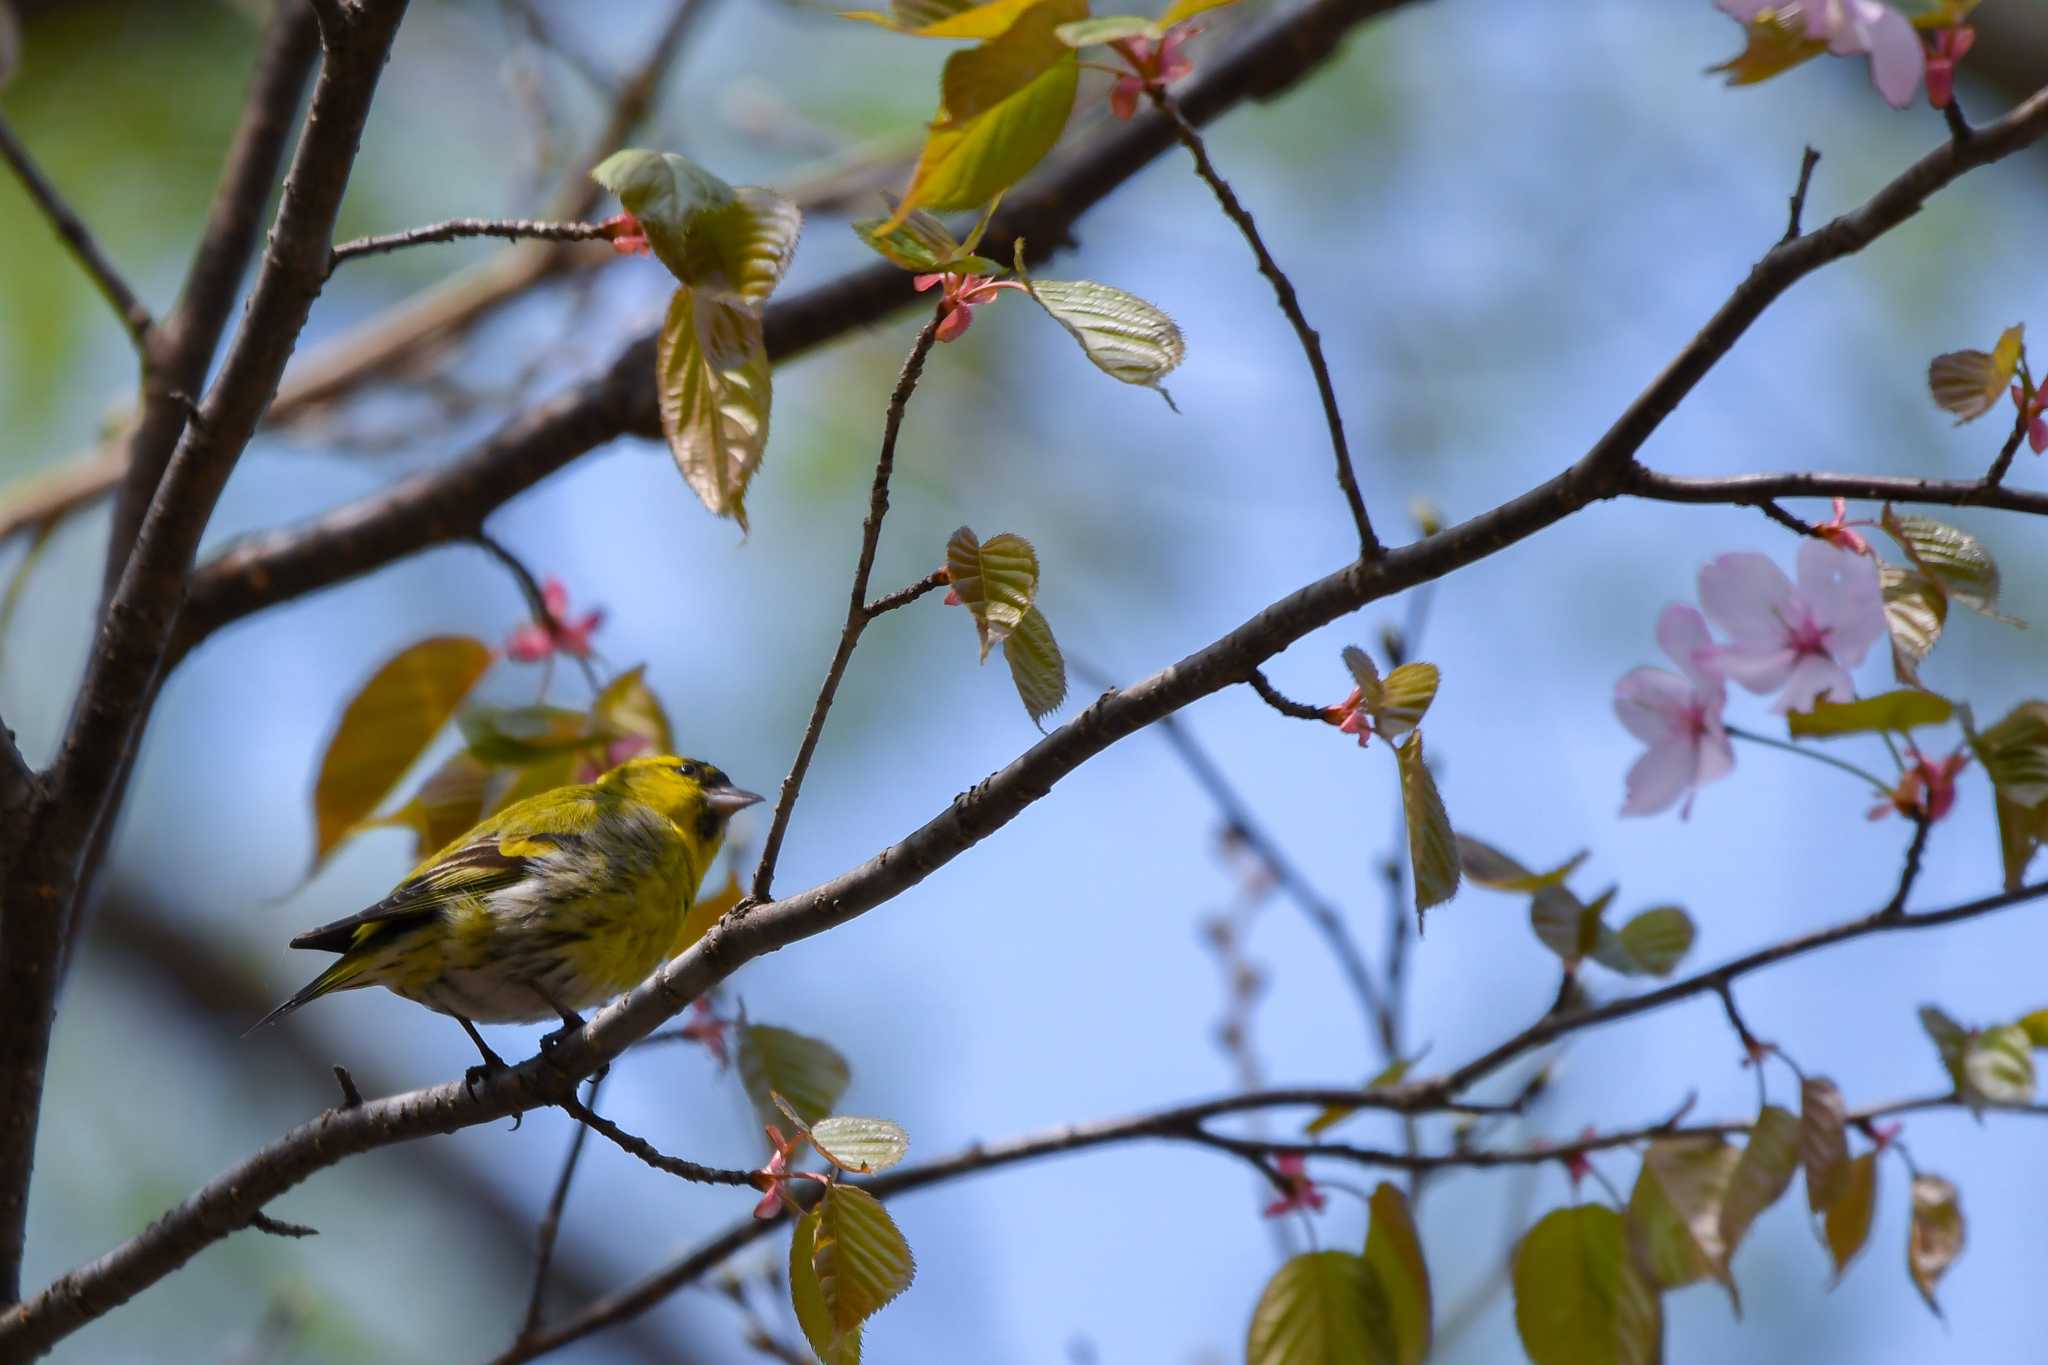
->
[0,112,153,345]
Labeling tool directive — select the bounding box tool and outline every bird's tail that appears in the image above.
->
[244,957,369,1037]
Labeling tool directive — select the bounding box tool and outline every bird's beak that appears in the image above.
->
[706,785,766,817]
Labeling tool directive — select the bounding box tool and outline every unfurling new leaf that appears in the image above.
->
[812,1186,916,1332]
[738,1024,852,1129]
[810,1116,912,1174]
[1003,604,1067,725]
[1013,240,1186,405]
[1396,730,1458,924]
[946,527,1039,659]
[657,288,772,529]
[790,1209,861,1365]
[1926,324,2023,422]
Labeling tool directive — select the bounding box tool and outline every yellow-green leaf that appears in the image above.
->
[1802,1076,1849,1215]
[1880,565,1947,687]
[1960,1024,2035,1108]
[946,527,1039,659]
[1881,506,2008,619]
[1786,689,1954,739]
[657,287,772,530]
[791,1208,862,1365]
[592,665,674,757]
[1710,8,1824,86]
[843,0,1043,39]
[311,636,494,865]
[1627,1137,1740,1303]
[1994,793,2048,891]
[1718,1105,1800,1271]
[1594,906,1695,978]
[1343,644,1384,709]
[2020,1008,2048,1049]
[458,704,605,765]
[1303,1055,1421,1137]
[1055,15,1159,46]
[1013,243,1186,403]
[1926,324,2023,422]
[1245,1251,1387,1365]
[810,1116,911,1174]
[1003,604,1066,726]
[1157,0,1239,26]
[813,1186,916,1333]
[738,1024,851,1128]
[1824,1152,1878,1283]
[1373,663,1439,742]
[590,148,737,284]
[1512,1205,1662,1365]
[687,186,803,305]
[887,0,1081,225]
[1532,885,1611,965]
[1907,1174,1964,1317]
[1971,700,2048,807]
[1456,836,1586,893]
[852,199,998,274]
[1363,1184,1431,1365]
[1396,729,1458,924]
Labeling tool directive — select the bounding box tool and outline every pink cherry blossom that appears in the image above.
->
[1108,28,1195,120]
[1261,1153,1327,1218]
[913,272,1023,342]
[1924,26,1974,111]
[1716,0,1922,108]
[1696,539,1884,714]
[1614,604,1734,817]
[504,578,603,662]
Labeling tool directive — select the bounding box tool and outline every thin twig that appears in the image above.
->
[0,113,153,345]
[1944,97,1972,145]
[751,316,943,899]
[1756,498,1819,537]
[1982,406,2031,488]
[1716,982,1771,1112]
[330,1066,363,1110]
[1146,87,1379,557]
[329,219,611,276]
[518,1073,604,1342]
[865,568,948,617]
[1245,668,1326,721]
[244,1212,317,1239]
[1881,814,1933,919]
[1782,146,1821,243]
[556,1093,753,1188]
[473,533,601,694]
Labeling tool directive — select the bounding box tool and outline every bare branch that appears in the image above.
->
[1628,465,2048,518]
[0,112,153,345]
[1984,404,2032,487]
[1245,668,1327,721]
[555,1092,754,1188]
[1782,145,1821,243]
[1882,814,1934,919]
[517,1074,602,1343]
[329,218,610,275]
[865,568,949,617]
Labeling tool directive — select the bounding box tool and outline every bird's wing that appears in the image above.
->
[289,830,585,953]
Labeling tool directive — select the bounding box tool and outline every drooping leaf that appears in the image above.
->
[790,1208,862,1365]
[1907,1174,1964,1316]
[590,148,738,284]
[1801,1076,1849,1215]
[686,186,804,305]
[1593,906,1696,978]
[1013,242,1185,404]
[366,748,492,859]
[812,1185,916,1333]
[843,0,1043,39]
[656,287,772,529]
[1245,1251,1387,1365]
[1629,1138,1740,1305]
[1718,1106,1801,1271]
[945,527,1039,659]
[1363,1184,1432,1365]
[1511,1205,1662,1365]
[738,1024,852,1128]
[1824,1152,1878,1283]
[810,1116,912,1174]
[1003,604,1066,726]
[458,704,606,764]
[1710,8,1825,86]
[1971,701,2048,808]
[886,0,1082,225]
[1786,689,1954,739]
[1880,566,1947,687]
[592,665,674,757]
[1993,792,2048,892]
[1396,730,1459,923]
[1374,663,1440,742]
[311,636,493,865]
[1926,324,2023,422]
[1456,836,1586,893]
[1881,505,2008,619]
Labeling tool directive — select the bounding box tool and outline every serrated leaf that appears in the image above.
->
[1003,604,1066,726]
[1971,701,2048,807]
[1801,1077,1849,1215]
[1532,885,1610,965]
[1374,663,1439,742]
[1824,1152,1878,1283]
[843,0,1043,38]
[813,1186,916,1333]
[946,527,1039,659]
[1364,1184,1431,1365]
[1245,1251,1388,1365]
[1396,729,1458,924]
[1594,906,1695,978]
[1456,836,1586,892]
[1718,1106,1800,1270]
[657,287,772,530]
[590,148,738,284]
[1786,689,1954,738]
[593,665,674,757]
[1054,15,1160,46]
[791,1208,862,1365]
[1710,8,1825,86]
[1880,566,1947,687]
[885,0,1081,226]
[1960,1024,2035,1108]
[458,704,605,764]
[1881,506,2007,619]
[738,1025,851,1128]
[1512,1205,1662,1365]
[1907,1174,1964,1317]
[810,1117,911,1174]
[1342,645,1384,708]
[686,186,803,305]
[1627,1137,1740,1304]
[364,748,492,860]
[1013,243,1185,404]
[1926,324,2022,422]
[312,636,493,866]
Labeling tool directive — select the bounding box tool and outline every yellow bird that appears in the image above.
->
[257,755,762,1071]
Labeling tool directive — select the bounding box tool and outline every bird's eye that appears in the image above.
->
[675,762,699,779]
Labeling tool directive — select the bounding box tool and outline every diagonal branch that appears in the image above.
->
[0,113,153,346]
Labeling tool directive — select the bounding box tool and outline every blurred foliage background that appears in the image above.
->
[4,0,2047,1360]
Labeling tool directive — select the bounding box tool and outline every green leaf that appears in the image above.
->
[1786,689,1954,738]
[1374,663,1439,742]
[1456,836,1586,893]
[1710,8,1825,86]
[1396,729,1459,924]
[364,749,492,860]
[1511,1205,1662,1365]
[2019,1008,2048,1049]
[946,527,1039,660]
[686,187,803,305]
[656,287,772,530]
[852,200,995,274]
[1994,792,2048,892]
[458,704,605,765]
[1881,506,2008,619]
[1971,701,2048,808]
[311,636,493,865]
[1824,1151,1878,1283]
[1926,324,2023,422]
[843,0,1044,39]
[810,1116,912,1174]
[591,665,674,757]
[1879,565,1948,687]
[1003,604,1066,726]
[738,1024,851,1128]
[1960,1023,2035,1108]
[1157,0,1240,26]
[791,1208,862,1365]
[1245,1251,1388,1365]
[1801,1076,1849,1215]
[590,148,737,284]
[1907,1174,1964,1317]
[886,0,1082,225]
[1531,885,1610,965]
[1718,1106,1800,1271]
[812,1186,916,1333]
[1627,1137,1740,1304]
[1013,242,1186,404]
[1363,1184,1431,1365]
[1592,906,1695,978]
[1055,16,1160,46]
